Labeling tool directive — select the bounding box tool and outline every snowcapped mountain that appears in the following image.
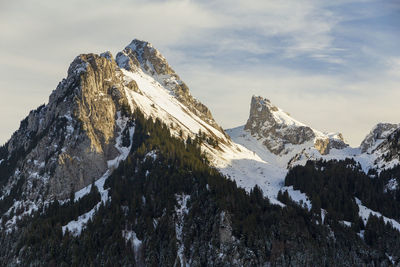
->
[0,39,272,230]
[1,38,399,219]
[225,96,353,204]
[1,38,400,265]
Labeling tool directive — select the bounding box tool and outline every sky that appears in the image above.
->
[1,0,400,146]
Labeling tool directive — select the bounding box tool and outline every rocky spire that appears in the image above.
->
[116,39,173,75]
[244,96,347,155]
[244,96,316,154]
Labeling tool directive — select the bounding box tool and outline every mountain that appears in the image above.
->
[360,123,399,153]
[0,40,233,221]
[1,38,400,265]
[359,123,400,170]
[243,96,347,155]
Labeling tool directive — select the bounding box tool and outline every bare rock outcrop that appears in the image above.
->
[244,96,347,155]
[4,53,130,201]
[244,96,315,154]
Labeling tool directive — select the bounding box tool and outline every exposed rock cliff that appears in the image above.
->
[360,123,399,153]
[3,53,132,202]
[244,96,347,155]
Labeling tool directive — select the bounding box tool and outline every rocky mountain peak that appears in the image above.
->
[116,38,173,76]
[243,96,347,155]
[244,96,316,154]
[116,38,223,132]
[360,123,400,153]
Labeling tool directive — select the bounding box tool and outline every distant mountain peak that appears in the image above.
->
[243,95,347,155]
[246,95,307,128]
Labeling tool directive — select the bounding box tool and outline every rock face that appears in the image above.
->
[3,53,131,201]
[379,128,400,164]
[362,125,400,168]
[314,133,347,155]
[360,123,399,153]
[116,39,222,131]
[244,96,347,155]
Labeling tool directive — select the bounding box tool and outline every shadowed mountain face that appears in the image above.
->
[2,54,129,202]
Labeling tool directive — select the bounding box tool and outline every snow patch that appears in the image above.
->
[385,178,398,192]
[145,150,158,161]
[2,200,39,233]
[62,204,98,236]
[321,209,327,224]
[122,69,225,141]
[358,230,365,240]
[356,198,400,232]
[281,186,312,211]
[340,220,352,227]
[175,193,190,267]
[122,230,142,259]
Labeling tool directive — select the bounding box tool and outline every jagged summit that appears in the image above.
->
[116,39,221,130]
[242,95,347,155]
[245,96,307,128]
[116,38,173,76]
